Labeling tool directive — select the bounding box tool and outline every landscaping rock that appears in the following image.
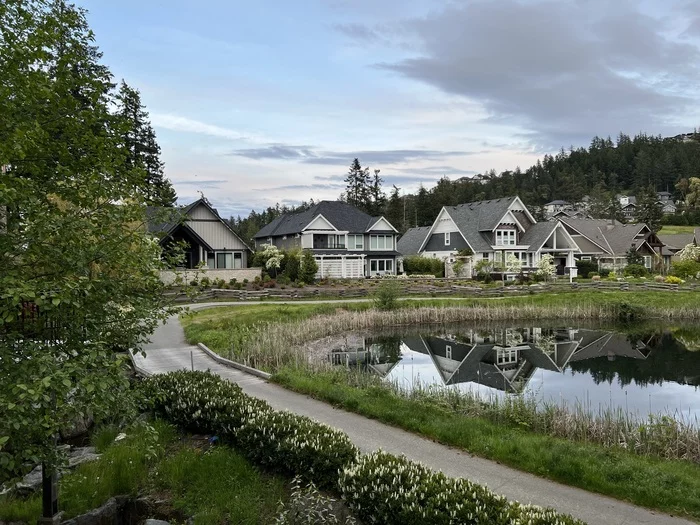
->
[61,495,128,525]
[142,520,171,525]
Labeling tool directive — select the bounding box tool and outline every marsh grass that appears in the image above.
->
[275,366,700,519]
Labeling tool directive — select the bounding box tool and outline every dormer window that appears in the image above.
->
[495,229,516,246]
[444,232,451,246]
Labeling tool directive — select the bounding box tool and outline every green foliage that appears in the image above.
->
[339,451,584,525]
[576,259,598,278]
[373,280,401,311]
[671,260,700,279]
[665,275,683,284]
[0,0,174,482]
[403,255,444,277]
[623,264,648,277]
[144,371,358,488]
[626,247,644,266]
[275,477,357,525]
[284,249,301,282]
[300,250,319,283]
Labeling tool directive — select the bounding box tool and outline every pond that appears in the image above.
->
[322,321,700,422]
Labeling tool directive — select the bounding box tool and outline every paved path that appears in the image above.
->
[135,307,694,525]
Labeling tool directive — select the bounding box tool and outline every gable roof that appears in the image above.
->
[658,233,695,251]
[147,199,252,251]
[519,222,558,251]
[558,218,648,255]
[254,201,394,238]
[397,227,431,256]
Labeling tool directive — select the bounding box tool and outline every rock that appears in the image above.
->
[11,447,101,496]
[60,495,128,525]
[68,447,100,468]
[143,520,171,525]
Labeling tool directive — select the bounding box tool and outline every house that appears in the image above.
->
[658,230,699,261]
[621,202,637,221]
[398,196,581,277]
[543,200,572,217]
[253,200,400,278]
[147,198,251,270]
[557,217,664,271]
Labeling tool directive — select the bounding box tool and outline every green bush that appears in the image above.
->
[665,275,683,284]
[300,250,319,283]
[339,451,583,525]
[403,255,444,277]
[200,277,211,288]
[144,371,357,489]
[671,260,700,279]
[284,250,301,282]
[373,280,401,311]
[598,268,611,278]
[623,264,648,277]
[575,259,598,278]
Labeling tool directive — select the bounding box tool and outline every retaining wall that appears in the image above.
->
[160,268,262,286]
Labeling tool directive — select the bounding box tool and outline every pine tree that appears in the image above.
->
[636,186,663,232]
[386,185,404,232]
[343,158,371,212]
[117,81,177,206]
[369,169,386,216]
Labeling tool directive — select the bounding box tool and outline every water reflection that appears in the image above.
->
[326,324,700,420]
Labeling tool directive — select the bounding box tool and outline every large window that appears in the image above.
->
[444,232,451,246]
[369,259,394,274]
[215,252,243,269]
[370,234,393,250]
[495,229,516,246]
[347,234,364,250]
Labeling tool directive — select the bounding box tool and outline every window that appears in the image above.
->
[213,252,243,269]
[497,348,518,365]
[347,234,364,250]
[369,259,394,275]
[643,255,652,269]
[444,232,451,246]
[370,234,393,250]
[207,252,215,269]
[445,345,452,360]
[495,229,516,246]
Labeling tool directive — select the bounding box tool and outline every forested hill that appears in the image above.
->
[230,132,700,242]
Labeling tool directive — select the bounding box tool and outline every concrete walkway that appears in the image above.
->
[135,307,694,525]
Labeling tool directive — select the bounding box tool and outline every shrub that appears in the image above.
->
[339,451,583,525]
[300,250,319,283]
[671,260,700,279]
[189,279,198,286]
[575,259,597,278]
[623,264,648,277]
[665,275,683,284]
[403,255,444,277]
[284,250,302,282]
[200,277,211,288]
[274,477,357,525]
[243,278,249,284]
[598,268,611,278]
[229,278,237,285]
[144,371,357,489]
[373,280,401,311]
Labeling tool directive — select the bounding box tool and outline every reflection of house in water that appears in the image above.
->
[328,327,658,392]
[328,335,401,378]
[403,328,579,393]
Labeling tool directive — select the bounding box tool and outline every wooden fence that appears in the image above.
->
[167,279,699,303]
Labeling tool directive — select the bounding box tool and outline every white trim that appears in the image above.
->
[444,232,451,246]
[418,207,474,254]
[366,216,398,233]
[511,196,537,224]
[302,213,337,232]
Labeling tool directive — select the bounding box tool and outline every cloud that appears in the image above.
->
[344,0,700,146]
[151,113,260,142]
[230,144,473,164]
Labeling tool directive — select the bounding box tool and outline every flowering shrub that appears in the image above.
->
[144,371,357,488]
[664,275,683,284]
[339,451,584,525]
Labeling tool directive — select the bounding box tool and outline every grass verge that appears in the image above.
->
[0,421,287,524]
[273,366,700,521]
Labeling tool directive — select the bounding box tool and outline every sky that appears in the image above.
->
[77,0,700,218]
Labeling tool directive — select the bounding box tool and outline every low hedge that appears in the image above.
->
[143,371,357,488]
[145,372,583,524]
[340,451,584,525]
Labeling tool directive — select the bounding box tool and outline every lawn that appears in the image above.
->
[659,225,699,235]
[0,421,287,525]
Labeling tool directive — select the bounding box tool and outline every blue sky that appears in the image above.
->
[78,0,700,218]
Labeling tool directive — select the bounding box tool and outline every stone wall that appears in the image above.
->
[161,268,262,286]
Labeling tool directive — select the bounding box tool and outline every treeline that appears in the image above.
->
[231,133,700,240]
[229,201,316,246]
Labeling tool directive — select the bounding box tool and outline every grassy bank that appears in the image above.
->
[274,367,700,520]
[182,292,700,371]
[0,421,286,524]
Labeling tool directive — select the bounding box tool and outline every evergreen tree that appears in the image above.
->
[117,81,177,206]
[636,186,663,232]
[343,158,371,212]
[369,169,386,216]
[385,185,404,233]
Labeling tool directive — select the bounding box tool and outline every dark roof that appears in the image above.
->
[443,196,520,252]
[658,233,695,250]
[397,227,431,256]
[558,218,648,255]
[519,222,557,250]
[254,201,388,238]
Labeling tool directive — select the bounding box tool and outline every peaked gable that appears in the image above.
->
[367,216,398,232]
[304,214,336,231]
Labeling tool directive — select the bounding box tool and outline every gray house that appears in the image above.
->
[148,198,251,269]
[398,196,580,277]
[253,200,400,278]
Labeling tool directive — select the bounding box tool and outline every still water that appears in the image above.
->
[324,322,700,421]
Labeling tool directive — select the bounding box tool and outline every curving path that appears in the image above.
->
[133,303,694,525]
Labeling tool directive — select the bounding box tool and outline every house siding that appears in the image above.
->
[189,220,249,251]
[424,232,469,252]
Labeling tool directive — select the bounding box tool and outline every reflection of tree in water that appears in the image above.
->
[367,336,402,364]
[568,332,700,387]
